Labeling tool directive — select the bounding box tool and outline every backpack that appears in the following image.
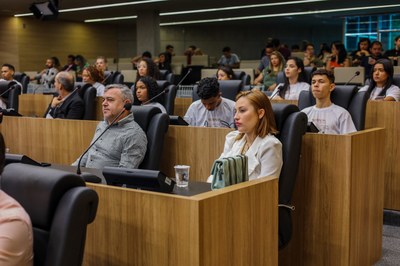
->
[210,155,248,190]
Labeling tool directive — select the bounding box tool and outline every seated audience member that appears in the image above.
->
[75,55,89,81]
[164,44,175,65]
[216,89,282,180]
[253,51,285,91]
[361,41,386,79]
[216,66,234,80]
[301,69,357,134]
[95,56,108,72]
[384,35,400,66]
[82,65,105,96]
[271,57,310,100]
[184,77,235,128]
[303,43,324,68]
[156,53,172,72]
[326,41,351,71]
[61,54,77,72]
[0,63,22,87]
[95,56,111,84]
[73,84,147,169]
[291,44,301,53]
[271,38,291,60]
[131,51,152,68]
[36,57,59,88]
[257,43,275,74]
[351,38,370,66]
[218,46,240,68]
[359,59,400,101]
[44,71,84,119]
[317,43,331,67]
[135,58,160,81]
[0,132,34,266]
[133,76,167,113]
[0,63,21,108]
[184,45,197,65]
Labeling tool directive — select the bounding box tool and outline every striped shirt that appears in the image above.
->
[73,113,147,169]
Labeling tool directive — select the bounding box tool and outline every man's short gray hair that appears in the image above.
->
[56,71,74,92]
[104,84,133,103]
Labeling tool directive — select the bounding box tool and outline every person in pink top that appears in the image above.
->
[0,133,33,266]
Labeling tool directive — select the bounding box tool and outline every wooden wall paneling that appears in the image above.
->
[0,18,20,70]
[174,97,192,117]
[365,101,400,210]
[16,17,118,71]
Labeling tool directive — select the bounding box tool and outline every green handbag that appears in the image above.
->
[210,155,248,190]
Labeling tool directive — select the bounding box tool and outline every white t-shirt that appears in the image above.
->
[359,84,400,101]
[302,104,357,134]
[184,97,235,128]
[272,82,310,100]
[92,82,105,97]
[145,102,167,114]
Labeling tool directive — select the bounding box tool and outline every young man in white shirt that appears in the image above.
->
[301,69,357,134]
[184,77,235,128]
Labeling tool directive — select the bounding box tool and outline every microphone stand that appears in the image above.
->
[177,68,192,87]
[76,103,132,178]
[344,71,360,86]
[269,83,284,100]
[142,88,170,105]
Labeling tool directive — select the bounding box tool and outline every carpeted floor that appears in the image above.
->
[375,210,400,266]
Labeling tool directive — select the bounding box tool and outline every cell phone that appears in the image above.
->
[307,122,320,133]
[40,162,52,167]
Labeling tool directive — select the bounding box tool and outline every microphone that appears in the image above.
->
[344,71,360,86]
[177,68,192,87]
[143,88,170,105]
[76,102,132,182]
[269,83,284,100]
[0,82,17,98]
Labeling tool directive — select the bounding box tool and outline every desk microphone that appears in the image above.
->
[0,82,17,98]
[176,68,192,87]
[269,83,284,100]
[76,102,132,182]
[344,71,361,86]
[143,88,170,105]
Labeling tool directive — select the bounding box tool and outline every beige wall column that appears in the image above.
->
[136,10,160,57]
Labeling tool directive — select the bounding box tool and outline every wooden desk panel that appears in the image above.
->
[19,94,53,117]
[84,178,278,266]
[365,101,400,210]
[279,128,385,266]
[174,97,192,117]
[0,117,384,265]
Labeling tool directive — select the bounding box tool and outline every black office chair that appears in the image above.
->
[77,83,97,120]
[192,80,243,102]
[0,80,21,112]
[131,106,169,170]
[14,72,30,94]
[0,163,99,266]
[393,74,400,87]
[233,70,251,85]
[298,85,369,130]
[155,80,177,115]
[271,103,307,249]
[159,69,170,80]
[103,71,124,85]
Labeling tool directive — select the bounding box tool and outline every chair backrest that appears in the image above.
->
[103,71,124,85]
[192,80,243,102]
[14,72,30,94]
[271,103,307,249]
[159,69,170,80]
[233,70,250,85]
[131,106,169,170]
[0,163,98,266]
[0,80,21,111]
[393,74,400,87]
[77,84,97,120]
[156,80,177,115]
[298,85,368,130]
